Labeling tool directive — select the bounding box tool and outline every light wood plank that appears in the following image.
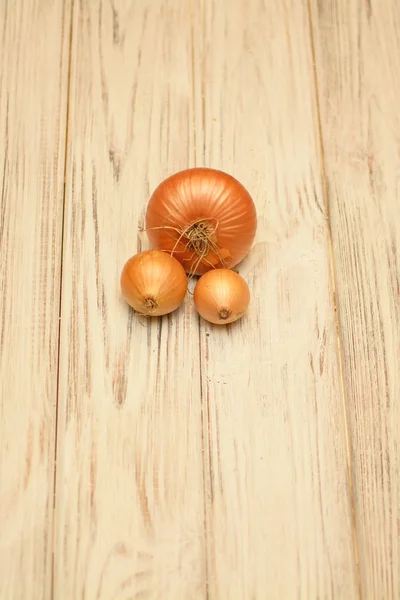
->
[310,0,400,596]
[54,2,206,598]
[0,1,71,598]
[193,0,359,597]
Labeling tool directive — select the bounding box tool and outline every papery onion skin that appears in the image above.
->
[194,268,250,325]
[120,250,188,316]
[145,168,257,275]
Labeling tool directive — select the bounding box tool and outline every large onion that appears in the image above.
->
[145,168,257,275]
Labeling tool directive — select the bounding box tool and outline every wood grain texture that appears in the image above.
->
[54,2,205,598]
[193,0,359,597]
[2,0,397,596]
[0,1,71,598]
[310,0,400,597]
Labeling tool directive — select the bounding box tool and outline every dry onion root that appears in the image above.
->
[194,268,250,325]
[120,250,188,316]
[145,168,257,276]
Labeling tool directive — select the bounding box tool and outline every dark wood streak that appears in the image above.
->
[371,253,390,409]
[205,390,214,500]
[38,135,53,358]
[199,324,211,600]
[91,165,101,313]
[110,0,138,48]
[146,316,152,347]
[165,312,172,374]
[0,96,10,361]
[315,306,320,338]
[320,327,327,376]
[98,5,109,115]
[126,9,147,163]
[156,317,163,361]
[70,160,78,282]
[89,439,98,551]
[135,448,153,531]
[365,0,372,21]
[112,310,133,407]
[316,0,327,17]
[68,289,79,424]
[352,223,368,340]
[136,216,143,253]
[111,3,121,46]
[91,164,109,364]
[367,266,388,521]
[98,4,147,185]
[108,148,121,182]
[309,352,315,375]
[83,282,92,396]
[311,172,325,215]
[297,187,304,217]
[0,97,9,251]
[66,162,79,424]
[147,317,164,414]
[389,233,400,297]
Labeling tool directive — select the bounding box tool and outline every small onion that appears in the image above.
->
[194,268,250,325]
[145,168,257,275]
[120,250,187,316]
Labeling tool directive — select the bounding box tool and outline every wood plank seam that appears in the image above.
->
[51,1,75,598]
[191,1,211,596]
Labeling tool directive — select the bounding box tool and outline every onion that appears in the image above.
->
[120,250,188,316]
[193,268,250,325]
[145,168,257,275]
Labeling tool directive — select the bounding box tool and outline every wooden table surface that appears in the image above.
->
[1,0,399,598]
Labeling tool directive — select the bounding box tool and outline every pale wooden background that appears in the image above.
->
[0,0,399,598]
